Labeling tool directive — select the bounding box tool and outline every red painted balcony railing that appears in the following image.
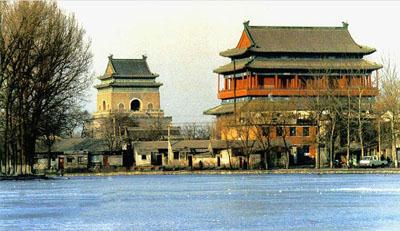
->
[218,86,379,99]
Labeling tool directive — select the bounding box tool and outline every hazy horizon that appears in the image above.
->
[59,1,400,124]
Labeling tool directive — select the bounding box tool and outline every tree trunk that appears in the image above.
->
[391,115,398,168]
[358,93,364,159]
[47,145,52,170]
[346,95,351,167]
[315,123,320,169]
[282,137,289,169]
[329,117,336,169]
[263,151,268,170]
[377,118,381,160]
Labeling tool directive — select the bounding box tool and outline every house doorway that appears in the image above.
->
[188,156,193,168]
[217,156,221,167]
[58,157,64,170]
[151,153,162,166]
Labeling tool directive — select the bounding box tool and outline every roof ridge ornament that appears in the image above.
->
[108,54,113,60]
[342,21,349,29]
[142,55,147,60]
[243,20,250,27]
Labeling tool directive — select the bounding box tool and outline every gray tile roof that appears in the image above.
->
[36,138,108,153]
[109,56,158,77]
[214,57,382,74]
[221,22,376,57]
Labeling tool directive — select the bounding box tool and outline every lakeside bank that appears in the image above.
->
[62,168,400,177]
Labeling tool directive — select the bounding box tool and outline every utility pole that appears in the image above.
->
[233,59,237,125]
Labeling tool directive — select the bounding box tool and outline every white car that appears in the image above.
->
[359,156,388,168]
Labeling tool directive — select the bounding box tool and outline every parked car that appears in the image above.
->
[359,156,388,168]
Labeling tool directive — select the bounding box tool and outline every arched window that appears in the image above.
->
[118,103,124,111]
[147,103,153,111]
[102,101,106,111]
[130,99,141,111]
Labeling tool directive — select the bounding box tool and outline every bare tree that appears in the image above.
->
[236,109,257,169]
[97,112,138,153]
[180,122,212,140]
[0,1,92,175]
[379,57,400,168]
[247,100,276,170]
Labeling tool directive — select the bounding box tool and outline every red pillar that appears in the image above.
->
[246,74,250,89]
[275,75,278,88]
[368,75,372,87]
[256,74,259,88]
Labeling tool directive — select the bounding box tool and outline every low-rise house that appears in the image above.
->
[33,152,62,173]
[167,140,211,168]
[102,152,124,169]
[59,151,89,172]
[133,141,168,168]
[209,140,263,169]
[133,139,265,169]
[35,138,111,172]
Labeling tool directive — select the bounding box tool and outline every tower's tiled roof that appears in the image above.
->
[100,55,159,79]
[214,57,382,74]
[111,58,155,76]
[96,55,162,89]
[220,22,376,57]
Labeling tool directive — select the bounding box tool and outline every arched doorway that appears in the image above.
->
[102,101,106,111]
[130,99,141,111]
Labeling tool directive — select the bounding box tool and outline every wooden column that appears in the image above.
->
[256,74,259,88]
[247,74,250,89]
[368,75,372,87]
[275,75,278,88]
[295,75,298,88]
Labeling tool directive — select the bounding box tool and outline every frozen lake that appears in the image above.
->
[1,174,400,230]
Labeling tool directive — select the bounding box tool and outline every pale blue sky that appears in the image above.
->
[59,1,400,124]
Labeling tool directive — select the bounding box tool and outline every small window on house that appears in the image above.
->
[173,152,179,160]
[141,155,146,160]
[303,127,310,136]
[78,157,83,163]
[290,127,296,136]
[67,157,73,163]
[276,127,283,136]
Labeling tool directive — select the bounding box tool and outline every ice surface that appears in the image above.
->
[1,174,400,230]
